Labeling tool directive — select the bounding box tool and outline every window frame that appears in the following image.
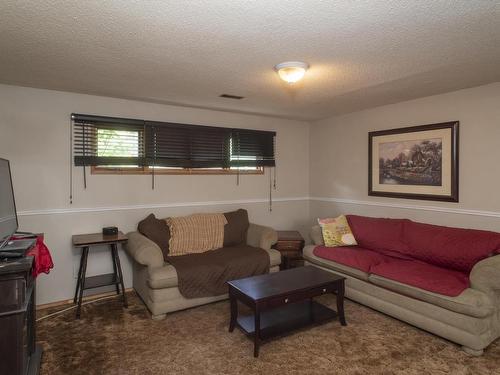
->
[90,165,264,175]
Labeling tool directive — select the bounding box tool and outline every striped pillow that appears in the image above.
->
[167,213,228,256]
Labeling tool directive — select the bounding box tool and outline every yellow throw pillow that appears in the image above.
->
[318,215,357,247]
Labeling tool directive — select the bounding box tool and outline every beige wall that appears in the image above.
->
[310,83,500,232]
[3,82,500,305]
[0,84,310,304]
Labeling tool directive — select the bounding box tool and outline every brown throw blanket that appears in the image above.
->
[167,245,270,298]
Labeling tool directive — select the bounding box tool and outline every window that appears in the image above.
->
[72,114,274,176]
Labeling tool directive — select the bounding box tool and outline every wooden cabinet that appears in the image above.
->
[272,231,305,269]
[0,256,42,375]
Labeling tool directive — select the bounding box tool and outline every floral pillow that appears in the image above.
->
[318,215,357,247]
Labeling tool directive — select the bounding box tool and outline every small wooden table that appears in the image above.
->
[72,232,128,318]
[272,230,305,269]
[227,266,346,357]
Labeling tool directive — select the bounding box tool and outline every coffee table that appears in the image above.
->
[227,266,346,357]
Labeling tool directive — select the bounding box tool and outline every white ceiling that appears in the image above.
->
[1,1,499,121]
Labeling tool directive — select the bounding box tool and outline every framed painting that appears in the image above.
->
[369,121,459,202]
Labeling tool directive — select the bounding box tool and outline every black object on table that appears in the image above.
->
[72,231,128,318]
[227,266,346,357]
[0,256,42,375]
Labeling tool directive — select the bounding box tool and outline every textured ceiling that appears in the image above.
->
[1,1,499,120]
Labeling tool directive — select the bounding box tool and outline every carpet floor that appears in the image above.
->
[37,291,500,375]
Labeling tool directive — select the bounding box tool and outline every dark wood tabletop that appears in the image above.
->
[228,266,344,301]
[72,231,128,247]
[276,230,304,242]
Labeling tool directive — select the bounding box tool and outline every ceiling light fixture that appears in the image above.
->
[274,61,309,84]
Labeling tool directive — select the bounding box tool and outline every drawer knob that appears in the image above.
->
[322,288,327,293]
[284,298,289,303]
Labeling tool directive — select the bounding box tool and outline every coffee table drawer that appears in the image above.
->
[263,283,336,309]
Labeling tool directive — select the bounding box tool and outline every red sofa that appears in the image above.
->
[303,215,500,355]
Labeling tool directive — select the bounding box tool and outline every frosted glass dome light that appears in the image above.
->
[274,61,309,83]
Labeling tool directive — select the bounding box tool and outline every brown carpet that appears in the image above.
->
[37,292,500,375]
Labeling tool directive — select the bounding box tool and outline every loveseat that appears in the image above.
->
[303,215,500,355]
[124,210,281,319]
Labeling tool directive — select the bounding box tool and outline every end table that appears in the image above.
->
[72,231,128,318]
[272,231,305,270]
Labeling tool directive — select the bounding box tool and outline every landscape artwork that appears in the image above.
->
[378,138,442,186]
[369,122,459,202]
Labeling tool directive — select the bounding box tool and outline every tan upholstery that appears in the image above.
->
[369,274,494,318]
[470,255,500,297]
[303,227,500,355]
[125,222,279,318]
[310,225,324,246]
[124,232,164,268]
[246,223,278,250]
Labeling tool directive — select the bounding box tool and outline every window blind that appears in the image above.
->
[72,114,276,169]
[72,114,146,167]
[231,129,276,167]
[145,121,232,169]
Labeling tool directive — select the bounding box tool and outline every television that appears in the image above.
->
[0,158,18,250]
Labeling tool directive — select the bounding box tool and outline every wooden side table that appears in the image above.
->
[272,231,305,270]
[72,232,128,318]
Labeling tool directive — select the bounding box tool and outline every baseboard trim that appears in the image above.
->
[310,197,500,219]
[37,288,134,310]
[18,196,309,217]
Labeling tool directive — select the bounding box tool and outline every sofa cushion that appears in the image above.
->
[266,248,282,268]
[369,274,494,318]
[312,245,393,274]
[346,215,411,258]
[148,245,281,289]
[137,214,170,260]
[303,245,369,280]
[403,220,500,273]
[223,209,250,247]
[148,264,178,289]
[370,258,469,297]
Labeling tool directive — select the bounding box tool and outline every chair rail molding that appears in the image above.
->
[17,196,310,217]
[17,196,500,219]
[310,197,500,219]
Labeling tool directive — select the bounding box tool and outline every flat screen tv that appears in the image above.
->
[0,158,18,250]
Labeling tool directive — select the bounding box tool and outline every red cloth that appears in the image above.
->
[403,221,500,273]
[370,259,469,297]
[312,245,392,273]
[12,235,54,277]
[346,215,411,256]
[314,215,500,296]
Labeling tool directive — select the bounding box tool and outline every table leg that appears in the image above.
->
[337,280,347,326]
[73,248,85,304]
[111,246,120,295]
[112,243,128,308]
[76,247,89,319]
[254,306,260,358]
[228,290,238,333]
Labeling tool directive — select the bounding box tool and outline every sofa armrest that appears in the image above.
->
[247,223,278,251]
[469,255,500,295]
[310,225,324,246]
[124,231,164,268]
